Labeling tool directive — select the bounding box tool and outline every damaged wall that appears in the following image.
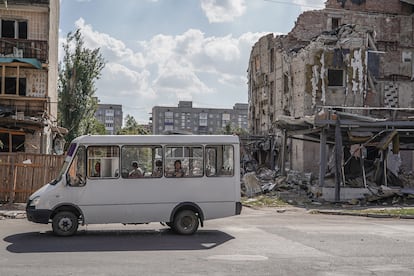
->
[0,1,60,154]
[248,0,414,174]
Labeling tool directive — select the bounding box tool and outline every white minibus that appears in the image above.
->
[26,135,242,236]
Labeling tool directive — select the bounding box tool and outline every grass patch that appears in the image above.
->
[242,195,289,207]
[349,208,414,216]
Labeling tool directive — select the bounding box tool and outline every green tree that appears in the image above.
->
[89,118,106,135]
[117,114,150,135]
[58,29,105,143]
[221,123,248,137]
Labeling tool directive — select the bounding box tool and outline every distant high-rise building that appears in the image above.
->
[95,104,123,135]
[152,101,248,135]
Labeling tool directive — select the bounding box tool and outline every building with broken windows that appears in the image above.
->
[248,0,414,193]
[0,0,61,153]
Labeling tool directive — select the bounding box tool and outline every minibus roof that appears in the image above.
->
[71,135,240,145]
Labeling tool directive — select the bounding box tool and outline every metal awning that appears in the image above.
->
[401,0,414,5]
[0,57,42,69]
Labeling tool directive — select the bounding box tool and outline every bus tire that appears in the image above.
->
[173,210,199,235]
[52,211,79,236]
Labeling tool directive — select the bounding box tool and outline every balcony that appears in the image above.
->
[0,38,48,63]
[0,95,47,118]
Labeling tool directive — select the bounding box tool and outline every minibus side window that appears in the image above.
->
[67,146,86,186]
[87,146,120,178]
[121,145,163,178]
[165,146,203,177]
[206,145,234,177]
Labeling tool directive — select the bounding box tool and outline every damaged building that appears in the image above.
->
[0,0,63,154]
[247,0,414,199]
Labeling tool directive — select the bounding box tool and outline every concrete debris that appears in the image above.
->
[241,159,414,207]
[0,210,26,219]
[242,172,262,197]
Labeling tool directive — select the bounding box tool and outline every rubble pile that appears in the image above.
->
[0,210,26,220]
[241,168,318,206]
[241,167,414,207]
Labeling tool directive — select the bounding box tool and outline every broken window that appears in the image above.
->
[0,132,25,152]
[270,81,274,105]
[283,74,289,94]
[331,18,340,30]
[2,77,26,95]
[255,56,260,73]
[270,48,275,72]
[402,51,412,63]
[328,69,344,87]
[1,20,28,39]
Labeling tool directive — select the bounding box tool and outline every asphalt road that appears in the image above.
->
[1,207,414,276]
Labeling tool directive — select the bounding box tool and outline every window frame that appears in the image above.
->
[164,145,204,178]
[86,145,120,179]
[121,145,163,179]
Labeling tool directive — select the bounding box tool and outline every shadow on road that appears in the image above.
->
[4,229,234,253]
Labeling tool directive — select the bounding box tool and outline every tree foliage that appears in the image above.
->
[117,114,150,135]
[58,29,105,143]
[222,123,248,137]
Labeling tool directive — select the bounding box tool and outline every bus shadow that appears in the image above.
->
[4,229,234,253]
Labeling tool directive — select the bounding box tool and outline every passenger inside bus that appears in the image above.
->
[129,161,143,178]
[153,160,163,177]
[92,161,101,177]
[173,160,184,177]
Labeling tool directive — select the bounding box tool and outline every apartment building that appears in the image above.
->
[95,104,123,135]
[248,0,414,174]
[152,101,248,135]
[0,0,60,153]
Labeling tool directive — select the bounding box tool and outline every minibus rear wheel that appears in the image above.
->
[52,211,79,236]
[173,210,199,235]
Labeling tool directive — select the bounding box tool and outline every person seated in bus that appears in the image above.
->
[129,161,143,178]
[91,161,101,177]
[173,159,184,177]
[152,160,163,177]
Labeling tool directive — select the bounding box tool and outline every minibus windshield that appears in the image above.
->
[50,143,77,185]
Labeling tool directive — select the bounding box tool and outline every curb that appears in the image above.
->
[310,209,414,219]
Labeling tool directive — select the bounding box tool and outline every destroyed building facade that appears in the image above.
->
[247,0,414,180]
[0,0,61,153]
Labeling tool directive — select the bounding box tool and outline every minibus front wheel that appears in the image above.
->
[173,210,199,235]
[52,211,79,236]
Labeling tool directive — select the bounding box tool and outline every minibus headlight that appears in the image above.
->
[29,196,40,207]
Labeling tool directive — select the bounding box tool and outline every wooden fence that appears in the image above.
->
[0,153,65,203]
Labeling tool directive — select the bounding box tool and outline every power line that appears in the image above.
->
[263,0,324,9]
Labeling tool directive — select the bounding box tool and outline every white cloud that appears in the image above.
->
[75,18,145,68]
[292,0,325,11]
[200,0,246,23]
[61,17,268,122]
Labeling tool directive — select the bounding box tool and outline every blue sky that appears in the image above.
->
[59,0,324,124]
